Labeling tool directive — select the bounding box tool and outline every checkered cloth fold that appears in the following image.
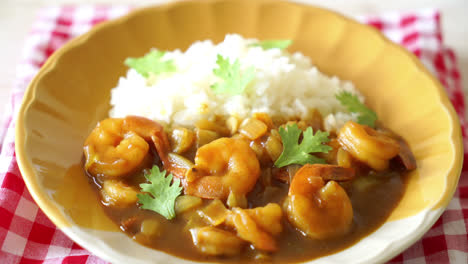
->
[0,6,466,264]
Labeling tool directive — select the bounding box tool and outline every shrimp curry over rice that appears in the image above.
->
[82,35,416,263]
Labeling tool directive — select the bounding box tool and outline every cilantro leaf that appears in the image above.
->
[210,54,255,95]
[137,166,182,220]
[125,50,176,78]
[274,124,332,168]
[336,91,378,128]
[250,39,292,50]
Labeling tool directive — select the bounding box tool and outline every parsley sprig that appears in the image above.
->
[336,91,378,128]
[210,54,255,95]
[250,39,292,50]
[274,124,332,168]
[137,166,182,220]
[125,50,176,78]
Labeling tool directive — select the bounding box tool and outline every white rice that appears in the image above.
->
[109,34,363,131]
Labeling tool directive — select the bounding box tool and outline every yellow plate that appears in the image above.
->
[15,0,463,263]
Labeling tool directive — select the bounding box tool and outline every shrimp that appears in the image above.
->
[83,116,172,178]
[184,138,260,200]
[285,164,353,240]
[337,121,400,171]
[226,203,283,252]
[100,180,139,207]
[190,226,245,256]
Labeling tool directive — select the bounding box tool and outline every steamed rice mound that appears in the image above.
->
[109,34,363,131]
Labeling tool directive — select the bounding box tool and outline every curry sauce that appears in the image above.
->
[89,169,405,263]
[84,113,412,263]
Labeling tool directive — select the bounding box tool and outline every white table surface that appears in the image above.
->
[1,0,467,128]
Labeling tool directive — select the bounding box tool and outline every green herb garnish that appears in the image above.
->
[210,54,255,95]
[137,166,182,220]
[125,50,176,78]
[274,124,332,168]
[336,91,378,128]
[250,39,292,50]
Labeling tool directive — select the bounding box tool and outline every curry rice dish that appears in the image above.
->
[82,35,416,263]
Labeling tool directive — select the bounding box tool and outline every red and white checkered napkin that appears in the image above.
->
[0,6,466,264]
